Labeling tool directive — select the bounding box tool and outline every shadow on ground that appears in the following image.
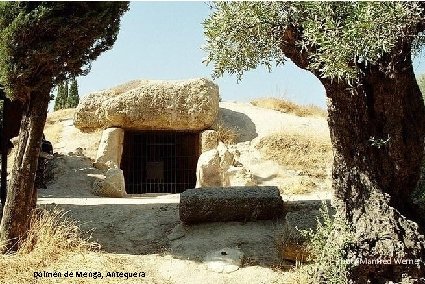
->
[39,196,328,270]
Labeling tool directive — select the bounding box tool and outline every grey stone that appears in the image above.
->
[92,168,126,197]
[179,186,284,224]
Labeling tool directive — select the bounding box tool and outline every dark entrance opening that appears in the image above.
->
[121,131,199,194]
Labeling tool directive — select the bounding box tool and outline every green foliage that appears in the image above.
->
[0,2,129,101]
[54,82,65,111]
[67,78,79,108]
[298,204,354,284]
[298,2,423,80]
[54,84,61,111]
[203,2,424,81]
[54,78,79,110]
[53,81,68,111]
[63,81,69,108]
[203,2,286,80]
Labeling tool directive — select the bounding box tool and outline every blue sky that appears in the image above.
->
[60,2,425,111]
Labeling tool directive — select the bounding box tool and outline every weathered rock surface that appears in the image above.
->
[200,130,219,153]
[74,78,219,132]
[196,149,222,188]
[225,166,257,187]
[196,143,237,187]
[95,127,124,168]
[92,168,126,197]
[179,186,284,224]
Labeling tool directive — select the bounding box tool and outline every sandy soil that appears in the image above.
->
[219,101,330,140]
[219,102,332,194]
[33,102,332,283]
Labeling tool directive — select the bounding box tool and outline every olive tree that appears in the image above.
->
[204,2,425,282]
[0,2,129,252]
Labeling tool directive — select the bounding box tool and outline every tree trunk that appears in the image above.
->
[0,90,50,252]
[281,26,425,281]
[322,50,425,282]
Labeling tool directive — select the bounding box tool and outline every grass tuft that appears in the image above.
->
[19,208,96,254]
[0,208,98,283]
[251,97,327,117]
[213,121,240,145]
[278,204,353,284]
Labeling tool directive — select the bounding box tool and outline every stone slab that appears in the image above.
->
[179,186,284,224]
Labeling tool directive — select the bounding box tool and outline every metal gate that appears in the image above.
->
[121,131,199,194]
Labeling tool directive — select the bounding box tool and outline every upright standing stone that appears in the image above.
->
[95,127,124,168]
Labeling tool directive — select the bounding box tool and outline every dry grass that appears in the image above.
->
[44,122,62,145]
[0,208,97,283]
[46,108,76,124]
[255,132,332,179]
[279,177,321,195]
[213,121,240,145]
[251,97,327,117]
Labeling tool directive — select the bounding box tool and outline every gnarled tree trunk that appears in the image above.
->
[0,90,50,252]
[324,64,425,282]
[281,27,425,282]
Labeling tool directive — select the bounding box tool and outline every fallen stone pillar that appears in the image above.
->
[179,186,284,224]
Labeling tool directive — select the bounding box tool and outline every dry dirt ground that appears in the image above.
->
[27,102,332,284]
[218,102,332,195]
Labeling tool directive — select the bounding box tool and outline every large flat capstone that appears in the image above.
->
[179,186,284,224]
[74,78,219,132]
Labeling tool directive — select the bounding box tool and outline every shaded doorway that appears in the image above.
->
[121,131,199,194]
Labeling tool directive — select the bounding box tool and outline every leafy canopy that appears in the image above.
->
[0,2,129,101]
[203,2,424,81]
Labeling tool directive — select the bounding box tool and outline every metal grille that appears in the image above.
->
[121,131,199,194]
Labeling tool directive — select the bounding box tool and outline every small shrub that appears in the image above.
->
[213,121,240,144]
[23,208,96,253]
[0,208,98,283]
[284,204,353,284]
[251,97,327,117]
